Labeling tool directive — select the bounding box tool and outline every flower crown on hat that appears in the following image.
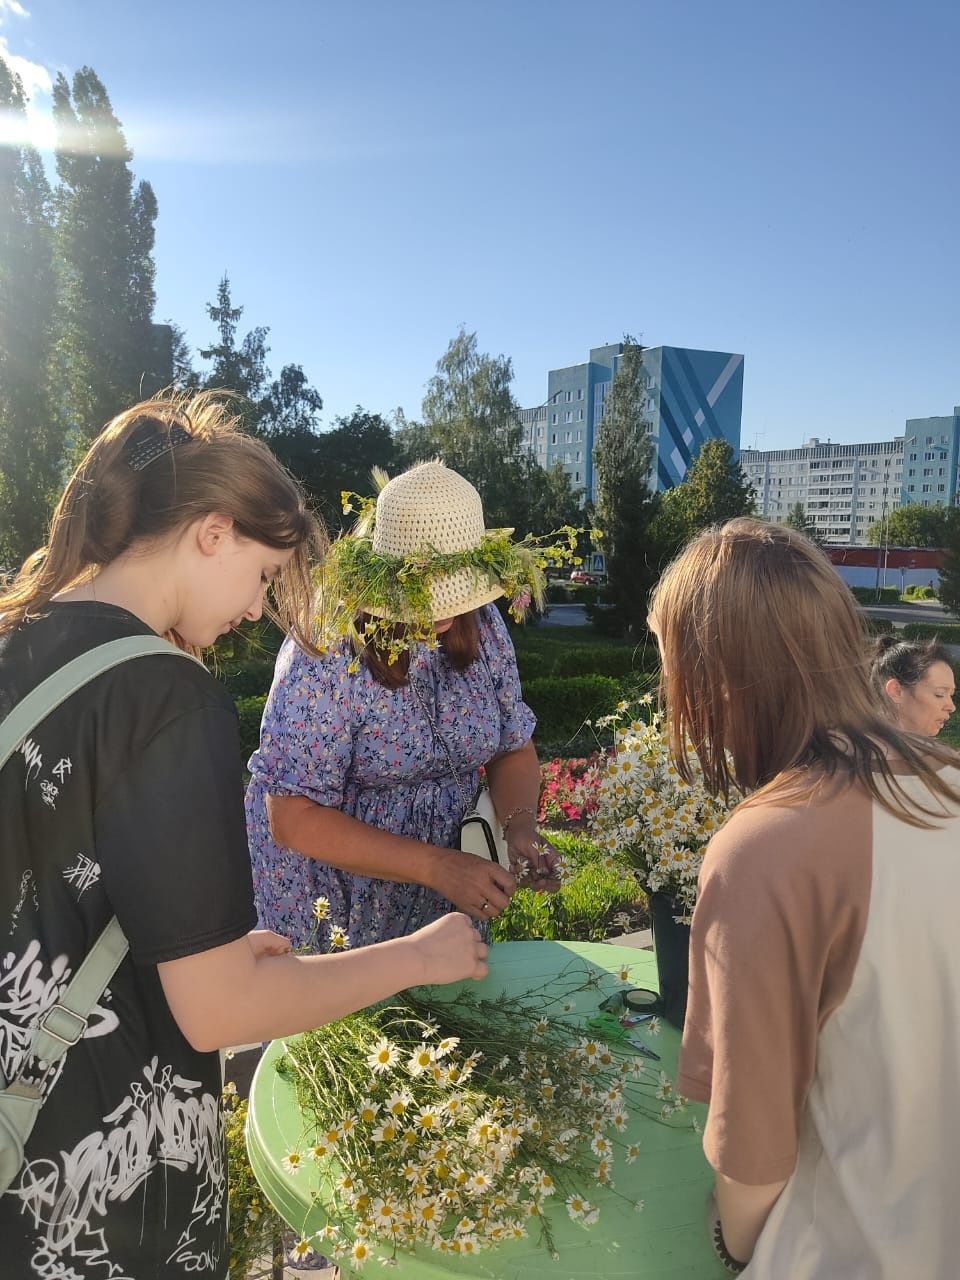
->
[315,465,583,668]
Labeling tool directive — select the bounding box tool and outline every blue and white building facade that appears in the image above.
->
[520,343,744,502]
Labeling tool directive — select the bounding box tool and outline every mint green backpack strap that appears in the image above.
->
[0,634,201,1193]
[0,634,198,771]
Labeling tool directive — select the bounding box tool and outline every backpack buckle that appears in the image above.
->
[39,1004,87,1048]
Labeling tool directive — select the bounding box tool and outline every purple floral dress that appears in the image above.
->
[245,605,536,950]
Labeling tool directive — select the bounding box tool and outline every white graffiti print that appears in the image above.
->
[8,868,39,936]
[15,1058,225,1279]
[62,853,101,898]
[0,941,119,1097]
[19,737,43,788]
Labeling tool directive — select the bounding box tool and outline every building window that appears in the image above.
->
[575,451,582,462]
[922,484,931,493]
[551,433,557,445]
[938,484,946,492]
[537,427,543,438]
[575,471,581,482]
[565,411,572,423]
[564,431,572,443]
[566,391,572,402]
[577,409,584,420]
[551,413,557,425]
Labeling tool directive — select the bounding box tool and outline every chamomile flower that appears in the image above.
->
[646,1016,661,1036]
[434,1035,459,1058]
[329,925,350,949]
[566,1193,590,1220]
[281,1149,304,1175]
[625,1142,641,1164]
[384,1090,412,1117]
[289,1238,314,1261]
[367,1038,400,1074]
[312,896,331,920]
[351,1240,372,1268]
[406,1045,436,1077]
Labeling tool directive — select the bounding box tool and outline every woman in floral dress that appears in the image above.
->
[246,461,562,950]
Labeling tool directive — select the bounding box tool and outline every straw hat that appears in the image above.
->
[370,461,504,620]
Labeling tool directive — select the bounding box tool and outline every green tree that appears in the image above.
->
[865,502,949,548]
[271,408,396,529]
[53,67,160,444]
[196,275,324,443]
[513,458,584,539]
[0,59,62,567]
[785,501,825,546]
[934,509,960,617]
[658,437,755,552]
[593,337,661,635]
[420,328,525,528]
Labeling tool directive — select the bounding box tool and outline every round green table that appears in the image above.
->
[247,940,725,1278]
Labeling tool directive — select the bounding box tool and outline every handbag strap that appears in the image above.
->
[409,677,474,813]
[0,634,200,1094]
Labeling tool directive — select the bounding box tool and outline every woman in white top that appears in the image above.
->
[649,518,960,1278]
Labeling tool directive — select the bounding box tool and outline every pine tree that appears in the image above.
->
[593,337,661,635]
[0,59,62,567]
[785,501,825,545]
[197,274,324,440]
[53,67,160,444]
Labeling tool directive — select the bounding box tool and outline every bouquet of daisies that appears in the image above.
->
[272,956,691,1268]
[589,697,734,921]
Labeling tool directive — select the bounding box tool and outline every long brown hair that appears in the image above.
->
[648,518,960,825]
[360,610,480,688]
[0,391,326,651]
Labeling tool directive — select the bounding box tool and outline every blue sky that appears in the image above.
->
[3,0,958,449]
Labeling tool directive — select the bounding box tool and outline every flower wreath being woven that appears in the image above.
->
[315,461,583,667]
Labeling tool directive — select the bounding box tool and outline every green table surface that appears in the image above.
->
[247,940,725,1279]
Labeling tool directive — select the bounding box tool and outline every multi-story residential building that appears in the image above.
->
[742,406,960,545]
[741,439,905,544]
[520,343,744,502]
[900,407,960,509]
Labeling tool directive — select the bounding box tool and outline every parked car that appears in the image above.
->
[569,569,604,585]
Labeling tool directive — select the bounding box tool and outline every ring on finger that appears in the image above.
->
[479,900,490,912]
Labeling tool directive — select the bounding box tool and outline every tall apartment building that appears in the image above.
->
[520,343,744,502]
[742,406,960,545]
[741,440,906,544]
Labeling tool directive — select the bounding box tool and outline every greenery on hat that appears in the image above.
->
[315,488,583,669]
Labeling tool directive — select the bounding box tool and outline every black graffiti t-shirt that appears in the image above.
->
[0,602,257,1279]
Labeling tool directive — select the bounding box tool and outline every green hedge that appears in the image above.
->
[902,623,960,644]
[216,660,276,700]
[514,651,555,682]
[864,616,894,636]
[850,586,900,605]
[552,645,644,679]
[903,584,938,600]
[236,695,267,762]
[523,674,622,742]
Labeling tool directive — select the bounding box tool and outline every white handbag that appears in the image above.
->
[457,784,508,866]
[411,681,508,866]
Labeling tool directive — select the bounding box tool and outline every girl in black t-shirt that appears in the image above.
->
[0,392,486,1280]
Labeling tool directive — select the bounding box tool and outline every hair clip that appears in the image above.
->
[127,424,193,472]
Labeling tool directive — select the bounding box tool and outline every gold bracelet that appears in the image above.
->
[501,805,537,837]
